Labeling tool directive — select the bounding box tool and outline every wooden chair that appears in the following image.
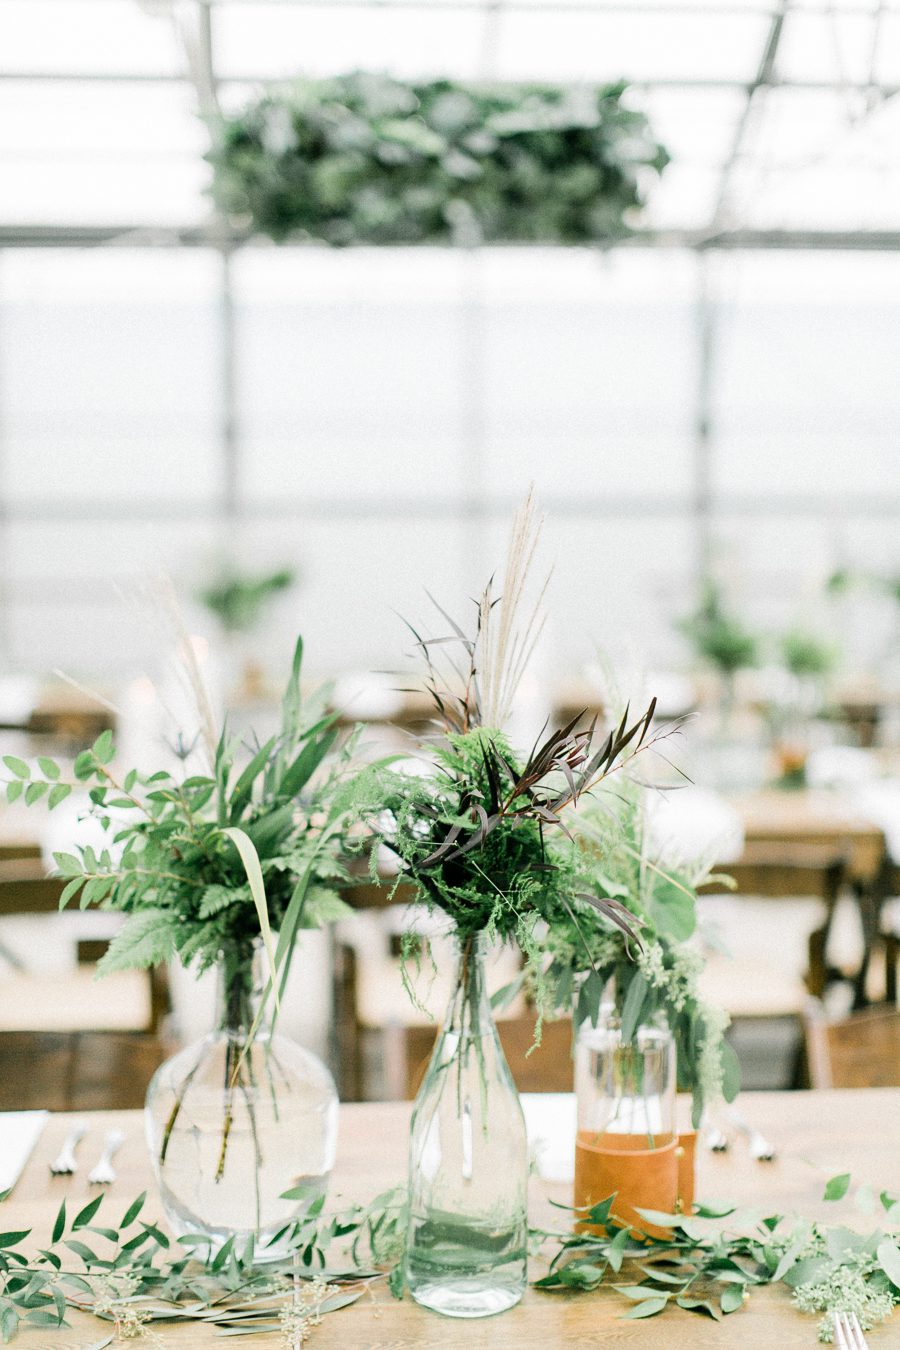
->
[697,844,848,1088]
[404,1014,574,1100]
[0,1031,169,1111]
[700,842,846,1000]
[333,881,553,1100]
[804,999,900,1089]
[0,869,171,1110]
[878,861,900,1004]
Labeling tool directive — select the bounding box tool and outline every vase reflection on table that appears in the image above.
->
[145,940,338,1256]
[406,930,528,1318]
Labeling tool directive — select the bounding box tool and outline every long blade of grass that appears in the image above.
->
[221,827,280,1014]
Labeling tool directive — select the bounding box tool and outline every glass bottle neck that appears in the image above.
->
[215,941,270,1040]
[445,930,493,1037]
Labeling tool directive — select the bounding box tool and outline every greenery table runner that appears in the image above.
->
[3,1092,899,1347]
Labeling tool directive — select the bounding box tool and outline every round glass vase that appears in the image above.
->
[406,930,528,1318]
[145,941,338,1256]
[574,1009,678,1239]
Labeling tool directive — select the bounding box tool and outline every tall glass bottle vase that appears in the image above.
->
[406,930,528,1318]
[145,940,338,1255]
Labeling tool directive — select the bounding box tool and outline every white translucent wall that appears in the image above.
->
[0,243,898,682]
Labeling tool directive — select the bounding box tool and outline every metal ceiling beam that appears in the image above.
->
[3,492,897,524]
[2,225,900,250]
[709,0,789,232]
[1,69,897,94]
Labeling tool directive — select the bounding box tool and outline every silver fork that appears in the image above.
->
[726,1106,776,1161]
[88,1129,125,1186]
[833,1310,870,1348]
[49,1120,87,1175]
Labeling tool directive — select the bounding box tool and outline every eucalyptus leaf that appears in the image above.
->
[622,1294,670,1318]
[824,1173,852,1202]
[877,1238,900,1290]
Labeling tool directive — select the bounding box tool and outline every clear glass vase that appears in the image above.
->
[574,1007,678,1237]
[406,930,528,1318]
[145,940,338,1256]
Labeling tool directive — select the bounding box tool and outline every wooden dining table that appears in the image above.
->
[4,1089,899,1347]
[731,788,887,887]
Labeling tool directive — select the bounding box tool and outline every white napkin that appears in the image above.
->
[0,1111,48,1194]
[521,1092,576,1183]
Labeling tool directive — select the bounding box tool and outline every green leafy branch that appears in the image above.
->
[1,640,361,982]
[0,1185,408,1345]
[533,1177,900,1342]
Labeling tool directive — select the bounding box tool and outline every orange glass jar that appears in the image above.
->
[574,1013,679,1239]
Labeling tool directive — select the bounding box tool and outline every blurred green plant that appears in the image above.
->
[828,567,900,606]
[199,566,295,634]
[780,628,838,680]
[208,73,667,245]
[679,577,759,679]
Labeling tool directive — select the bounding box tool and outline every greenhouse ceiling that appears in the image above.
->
[1,0,898,249]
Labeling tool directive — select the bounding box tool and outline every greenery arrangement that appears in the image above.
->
[209,72,668,245]
[2,1174,898,1345]
[679,576,759,681]
[2,637,356,1013]
[535,779,740,1125]
[198,565,296,635]
[349,495,661,981]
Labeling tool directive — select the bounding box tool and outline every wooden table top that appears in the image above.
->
[4,1090,899,1346]
[732,788,887,883]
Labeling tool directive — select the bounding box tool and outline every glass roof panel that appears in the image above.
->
[1,159,209,227]
[212,3,487,80]
[0,1,184,76]
[725,85,900,230]
[495,10,772,82]
[0,82,206,156]
[636,88,746,167]
[642,163,721,229]
[776,8,886,85]
[875,13,900,79]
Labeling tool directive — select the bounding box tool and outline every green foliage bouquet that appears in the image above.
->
[4,637,357,1013]
[209,72,667,246]
[351,495,660,978]
[538,778,740,1124]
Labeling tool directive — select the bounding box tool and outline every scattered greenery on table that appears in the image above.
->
[2,1173,898,1344]
[679,576,760,681]
[536,779,740,1125]
[209,72,668,245]
[535,1175,900,1342]
[198,565,296,634]
[2,637,357,1005]
[0,1184,406,1346]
